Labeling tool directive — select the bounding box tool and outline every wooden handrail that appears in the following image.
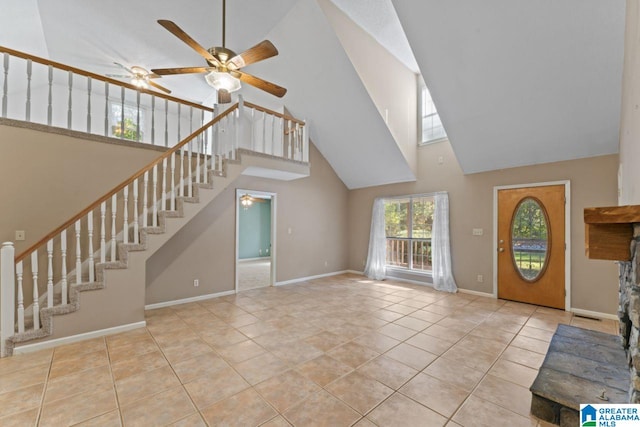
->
[15,103,239,263]
[244,101,305,125]
[0,46,213,113]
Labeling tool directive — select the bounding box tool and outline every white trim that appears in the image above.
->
[144,290,236,310]
[458,288,495,298]
[571,308,618,321]
[235,189,277,292]
[238,257,271,262]
[12,321,146,355]
[275,270,351,286]
[493,180,572,311]
[346,270,365,275]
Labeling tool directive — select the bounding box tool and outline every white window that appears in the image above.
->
[420,84,447,144]
[110,102,145,141]
[384,196,434,272]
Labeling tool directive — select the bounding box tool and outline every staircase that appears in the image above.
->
[0,48,310,357]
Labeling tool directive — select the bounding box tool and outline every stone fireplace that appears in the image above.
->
[618,224,640,402]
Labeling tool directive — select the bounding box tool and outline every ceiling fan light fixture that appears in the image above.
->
[131,78,148,89]
[205,71,241,93]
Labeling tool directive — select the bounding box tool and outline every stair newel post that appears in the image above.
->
[2,53,9,118]
[0,242,15,357]
[152,164,158,227]
[110,194,117,261]
[123,186,129,244]
[31,251,40,330]
[87,211,94,282]
[187,140,193,198]
[75,220,81,285]
[133,179,139,244]
[46,239,53,308]
[47,66,53,126]
[16,261,24,334]
[100,202,106,263]
[25,59,32,122]
[143,172,149,228]
[60,230,67,305]
[161,159,167,212]
[170,155,176,211]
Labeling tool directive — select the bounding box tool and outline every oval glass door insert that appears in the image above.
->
[511,197,550,281]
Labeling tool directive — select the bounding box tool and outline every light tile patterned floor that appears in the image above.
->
[0,274,619,426]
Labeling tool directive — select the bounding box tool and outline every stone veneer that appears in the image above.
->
[618,224,640,403]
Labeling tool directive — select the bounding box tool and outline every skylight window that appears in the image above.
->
[420,83,447,144]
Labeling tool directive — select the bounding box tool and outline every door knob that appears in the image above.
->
[499,248,505,252]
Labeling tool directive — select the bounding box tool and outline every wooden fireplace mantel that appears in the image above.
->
[584,205,640,261]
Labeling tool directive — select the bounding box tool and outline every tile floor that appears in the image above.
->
[0,274,619,426]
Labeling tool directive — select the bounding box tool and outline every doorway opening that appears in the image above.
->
[235,189,276,292]
[493,181,571,310]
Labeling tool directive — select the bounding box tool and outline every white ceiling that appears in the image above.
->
[393,0,625,174]
[0,0,627,185]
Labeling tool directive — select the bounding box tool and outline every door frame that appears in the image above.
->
[492,180,571,311]
[235,188,277,292]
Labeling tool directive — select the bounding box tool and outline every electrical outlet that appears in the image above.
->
[15,230,25,241]
[472,228,484,236]
[477,274,484,283]
[193,279,199,287]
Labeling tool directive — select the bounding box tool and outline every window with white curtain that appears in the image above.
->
[384,196,434,273]
[420,84,447,144]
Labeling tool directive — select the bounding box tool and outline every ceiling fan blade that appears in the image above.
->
[148,80,172,94]
[230,71,287,98]
[157,20,220,66]
[114,62,135,75]
[228,40,278,69]
[151,66,213,75]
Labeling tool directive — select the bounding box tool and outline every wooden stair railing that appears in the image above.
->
[0,102,238,357]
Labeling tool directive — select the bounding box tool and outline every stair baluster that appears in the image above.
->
[123,186,129,244]
[46,240,53,308]
[100,202,106,263]
[61,230,67,305]
[88,211,94,282]
[75,220,81,284]
[187,140,192,198]
[170,154,176,211]
[143,172,149,228]
[16,260,24,333]
[152,164,158,227]
[110,194,116,261]
[161,158,167,211]
[31,251,40,330]
[133,179,139,244]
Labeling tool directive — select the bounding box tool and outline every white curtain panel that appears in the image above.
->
[432,192,458,292]
[364,198,387,280]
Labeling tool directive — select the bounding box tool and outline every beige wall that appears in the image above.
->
[0,122,163,254]
[145,143,350,304]
[619,1,640,205]
[318,0,418,175]
[348,141,619,315]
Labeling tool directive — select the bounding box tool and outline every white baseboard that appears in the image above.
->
[13,321,146,355]
[458,288,495,298]
[145,290,236,310]
[571,308,619,321]
[346,270,364,275]
[275,270,351,286]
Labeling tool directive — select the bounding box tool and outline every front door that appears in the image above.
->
[497,184,565,309]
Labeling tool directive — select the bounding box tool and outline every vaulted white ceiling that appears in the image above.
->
[0,0,627,186]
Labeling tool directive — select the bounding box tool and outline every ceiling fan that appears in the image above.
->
[106,62,171,94]
[151,0,286,101]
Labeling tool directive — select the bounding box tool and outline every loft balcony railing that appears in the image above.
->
[0,46,308,162]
